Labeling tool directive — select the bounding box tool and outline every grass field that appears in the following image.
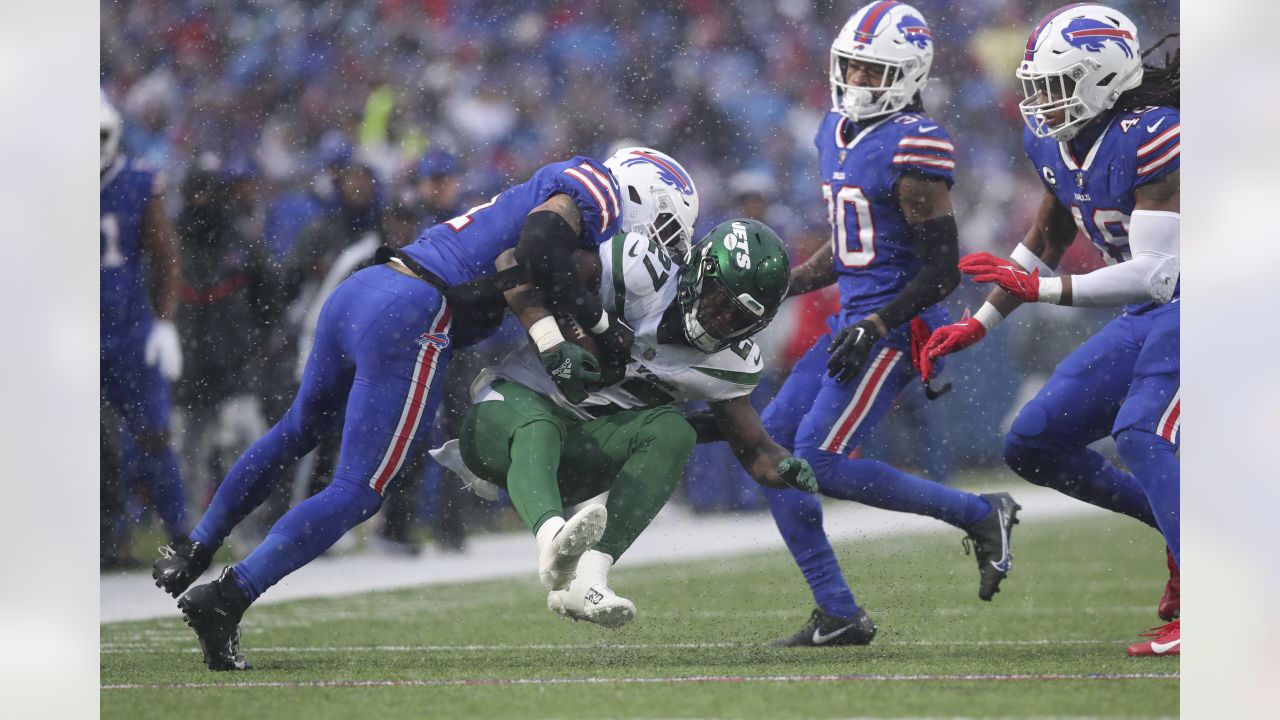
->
[101,510,1178,719]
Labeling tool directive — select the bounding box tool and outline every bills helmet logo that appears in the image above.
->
[897,15,932,49]
[416,332,450,350]
[620,151,695,196]
[1060,17,1134,59]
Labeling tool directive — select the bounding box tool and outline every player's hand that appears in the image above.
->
[540,342,602,404]
[145,320,183,381]
[958,252,1040,303]
[826,319,881,384]
[921,310,985,381]
[777,456,819,494]
[592,315,635,386]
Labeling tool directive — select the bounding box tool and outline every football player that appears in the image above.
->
[100,94,190,551]
[761,1,1023,647]
[923,4,1181,656]
[152,146,698,670]
[431,219,817,628]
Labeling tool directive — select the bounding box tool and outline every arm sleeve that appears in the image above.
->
[1067,210,1179,306]
[875,214,961,330]
[513,209,605,328]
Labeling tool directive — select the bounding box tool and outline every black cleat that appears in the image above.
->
[964,492,1021,601]
[177,567,253,671]
[769,607,877,647]
[153,537,213,598]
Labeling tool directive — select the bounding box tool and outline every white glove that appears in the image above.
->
[145,320,183,381]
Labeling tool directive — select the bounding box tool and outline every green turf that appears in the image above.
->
[101,510,1178,718]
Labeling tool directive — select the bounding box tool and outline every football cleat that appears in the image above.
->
[153,536,213,598]
[1158,547,1180,621]
[769,607,877,647]
[547,576,636,629]
[538,504,607,591]
[963,492,1021,601]
[1127,620,1180,657]
[177,567,253,671]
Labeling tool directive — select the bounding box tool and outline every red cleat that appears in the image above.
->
[1127,620,1180,656]
[1158,547,1179,620]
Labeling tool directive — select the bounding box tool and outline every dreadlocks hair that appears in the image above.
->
[1115,32,1180,111]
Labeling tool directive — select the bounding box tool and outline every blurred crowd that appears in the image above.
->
[100,0,1177,565]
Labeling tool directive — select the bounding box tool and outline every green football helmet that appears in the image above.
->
[678,218,791,353]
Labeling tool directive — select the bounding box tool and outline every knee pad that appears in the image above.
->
[1114,428,1172,466]
[1002,435,1054,486]
[1007,400,1050,447]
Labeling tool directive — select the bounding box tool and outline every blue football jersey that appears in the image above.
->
[100,156,163,344]
[816,110,955,332]
[1023,105,1180,313]
[402,156,622,286]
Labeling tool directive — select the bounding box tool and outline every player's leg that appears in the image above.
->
[1113,305,1180,563]
[1003,315,1158,527]
[548,406,696,627]
[230,287,453,602]
[759,337,869,639]
[104,341,189,543]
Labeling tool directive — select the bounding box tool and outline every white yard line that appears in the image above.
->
[100,639,1117,653]
[102,485,1107,624]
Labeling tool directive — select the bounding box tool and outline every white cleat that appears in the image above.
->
[547,578,636,629]
[537,504,607,591]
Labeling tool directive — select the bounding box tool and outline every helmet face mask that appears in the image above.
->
[678,219,790,354]
[604,147,699,258]
[829,2,933,122]
[1018,4,1144,142]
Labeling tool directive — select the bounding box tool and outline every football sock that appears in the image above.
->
[190,411,328,551]
[1003,437,1158,528]
[764,486,860,619]
[593,414,694,560]
[1115,429,1180,563]
[505,421,565,535]
[232,480,383,602]
[798,448,992,529]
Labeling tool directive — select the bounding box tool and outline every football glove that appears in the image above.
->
[591,314,635,386]
[958,252,1042,303]
[540,342,602,404]
[145,320,183,381]
[777,456,819,494]
[827,318,881,385]
[921,309,986,380]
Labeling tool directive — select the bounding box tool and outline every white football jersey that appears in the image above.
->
[476,231,764,419]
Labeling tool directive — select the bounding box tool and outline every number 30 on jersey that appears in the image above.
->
[822,184,875,268]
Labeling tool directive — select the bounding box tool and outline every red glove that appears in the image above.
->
[921,310,986,380]
[908,317,934,384]
[958,252,1040,303]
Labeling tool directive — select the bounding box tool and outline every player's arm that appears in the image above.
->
[786,240,836,297]
[141,194,181,322]
[140,192,184,381]
[705,396,818,493]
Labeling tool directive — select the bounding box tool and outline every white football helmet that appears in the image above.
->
[1018,4,1143,142]
[829,1,934,121]
[101,93,123,173]
[603,146,699,258]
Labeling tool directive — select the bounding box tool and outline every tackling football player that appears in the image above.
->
[760,1,1021,647]
[923,4,1181,656]
[432,219,817,628]
[152,147,698,670]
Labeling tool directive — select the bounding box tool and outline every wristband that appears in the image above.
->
[1010,243,1054,277]
[1037,276,1064,305]
[529,316,566,353]
[973,302,1004,331]
[588,310,610,334]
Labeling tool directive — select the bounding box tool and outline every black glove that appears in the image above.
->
[826,318,882,384]
[592,315,635,386]
[540,342,602,404]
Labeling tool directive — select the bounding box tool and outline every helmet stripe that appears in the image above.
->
[630,150,692,192]
[1024,3,1093,61]
[855,0,899,42]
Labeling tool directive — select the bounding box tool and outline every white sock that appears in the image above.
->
[577,549,614,585]
[536,516,565,552]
